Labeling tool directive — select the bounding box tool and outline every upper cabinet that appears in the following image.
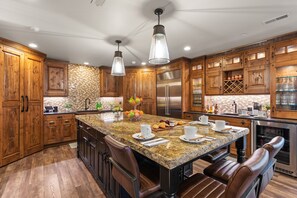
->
[122,67,156,114]
[270,38,297,119]
[100,66,122,97]
[243,46,270,94]
[206,56,223,95]
[190,57,205,111]
[44,59,69,97]
[222,52,243,71]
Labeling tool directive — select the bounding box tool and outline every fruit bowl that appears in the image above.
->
[124,109,144,122]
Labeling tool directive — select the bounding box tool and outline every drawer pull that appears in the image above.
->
[90,142,96,148]
[86,127,91,130]
[64,120,70,123]
[49,121,55,124]
[57,116,62,119]
[79,125,83,128]
[241,121,245,125]
[83,137,88,142]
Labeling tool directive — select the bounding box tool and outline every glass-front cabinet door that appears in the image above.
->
[271,38,297,118]
[190,58,205,111]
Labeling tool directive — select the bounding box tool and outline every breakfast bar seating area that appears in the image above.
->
[76,113,250,197]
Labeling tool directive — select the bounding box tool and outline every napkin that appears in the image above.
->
[142,139,169,147]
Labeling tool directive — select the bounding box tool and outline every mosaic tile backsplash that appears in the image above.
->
[44,64,123,112]
[205,95,270,113]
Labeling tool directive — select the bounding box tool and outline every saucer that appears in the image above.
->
[189,121,210,126]
[179,134,205,144]
[211,127,232,133]
[132,133,155,141]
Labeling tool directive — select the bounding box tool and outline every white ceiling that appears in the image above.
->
[0,0,297,66]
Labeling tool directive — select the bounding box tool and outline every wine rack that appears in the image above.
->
[224,79,244,94]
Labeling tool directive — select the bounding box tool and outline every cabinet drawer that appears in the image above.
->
[184,113,194,120]
[80,122,98,139]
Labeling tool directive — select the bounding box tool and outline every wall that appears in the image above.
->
[205,95,270,113]
[44,64,122,112]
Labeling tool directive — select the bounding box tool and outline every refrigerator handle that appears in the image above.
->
[167,86,171,115]
[165,85,169,115]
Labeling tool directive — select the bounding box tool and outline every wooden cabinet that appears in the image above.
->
[44,59,69,97]
[100,66,122,97]
[223,52,243,71]
[206,56,223,95]
[190,57,205,111]
[270,38,297,119]
[183,113,194,120]
[44,114,76,145]
[77,121,115,197]
[122,67,156,114]
[244,46,270,94]
[207,115,252,157]
[0,38,45,166]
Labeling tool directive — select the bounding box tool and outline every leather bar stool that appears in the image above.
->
[177,148,269,198]
[203,136,284,196]
[104,135,161,198]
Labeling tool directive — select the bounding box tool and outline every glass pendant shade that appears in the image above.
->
[111,51,125,76]
[149,25,170,65]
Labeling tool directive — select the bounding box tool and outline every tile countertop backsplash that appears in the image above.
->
[43,63,123,112]
[205,95,270,113]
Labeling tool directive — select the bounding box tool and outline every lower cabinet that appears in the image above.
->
[44,114,76,145]
[183,113,252,157]
[77,121,116,198]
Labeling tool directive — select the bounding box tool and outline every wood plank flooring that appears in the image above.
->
[0,145,296,198]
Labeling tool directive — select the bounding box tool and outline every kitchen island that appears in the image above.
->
[76,113,249,197]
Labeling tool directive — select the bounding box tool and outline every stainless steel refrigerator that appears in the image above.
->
[157,70,182,118]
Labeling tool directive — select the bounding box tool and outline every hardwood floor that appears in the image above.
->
[0,145,296,198]
[0,145,104,198]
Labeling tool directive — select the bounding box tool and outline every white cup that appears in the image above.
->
[241,109,248,115]
[215,120,226,130]
[199,115,208,124]
[184,126,197,139]
[141,124,152,138]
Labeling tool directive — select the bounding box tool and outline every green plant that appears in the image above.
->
[263,103,270,111]
[64,103,72,109]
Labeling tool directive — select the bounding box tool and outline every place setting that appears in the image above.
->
[132,124,169,147]
[189,115,211,126]
[211,120,240,133]
[179,126,216,144]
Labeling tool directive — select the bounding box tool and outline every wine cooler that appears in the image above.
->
[253,120,297,177]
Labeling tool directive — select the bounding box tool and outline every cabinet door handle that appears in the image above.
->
[79,125,83,129]
[241,121,245,125]
[272,106,275,113]
[83,137,88,142]
[245,84,248,89]
[90,142,96,148]
[21,96,24,112]
[25,96,29,112]
[49,121,55,124]
[86,127,91,130]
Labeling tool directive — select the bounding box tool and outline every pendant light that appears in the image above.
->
[111,40,126,76]
[149,8,170,65]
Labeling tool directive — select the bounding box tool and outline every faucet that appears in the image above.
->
[232,100,238,114]
[85,98,91,110]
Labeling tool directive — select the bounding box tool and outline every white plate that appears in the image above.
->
[132,133,155,141]
[189,121,210,126]
[211,127,232,133]
[179,134,206,144]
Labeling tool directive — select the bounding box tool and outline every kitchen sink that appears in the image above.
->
[222,112,239,116]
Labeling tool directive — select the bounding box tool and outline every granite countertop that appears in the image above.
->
[75,113,249,169]
[185,111,297,124]
[44,109,113,115]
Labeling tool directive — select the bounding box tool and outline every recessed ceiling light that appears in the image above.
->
[28,43,38,48]
[141,62,146,66]
[132,61,136,64]
[83,62,89,65]
[184,46,191,51]
[30,26,40,32]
